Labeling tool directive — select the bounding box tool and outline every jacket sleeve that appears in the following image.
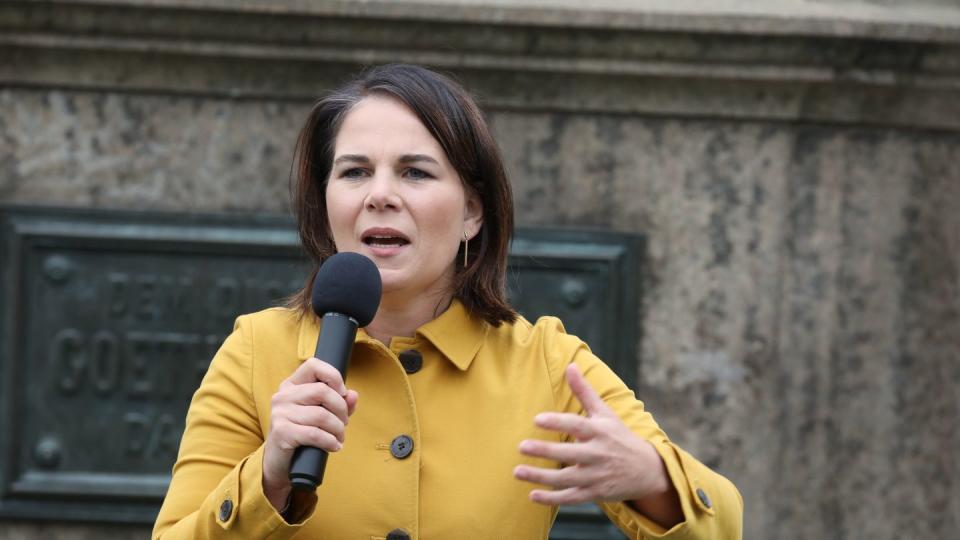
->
[544,318,743,540]
[152,315,316,539]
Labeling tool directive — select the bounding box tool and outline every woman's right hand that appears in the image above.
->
[262,357,360,512]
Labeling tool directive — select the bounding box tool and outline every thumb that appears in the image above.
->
[566,364,613,418]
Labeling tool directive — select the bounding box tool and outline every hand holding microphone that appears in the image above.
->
[262,253,381,510]
[262,359,358,510]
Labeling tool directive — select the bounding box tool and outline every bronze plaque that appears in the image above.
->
[0,207,641,537]
[0,208,306,522]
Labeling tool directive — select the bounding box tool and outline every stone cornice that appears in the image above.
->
[14,0,960,41]
[2,0,959,129]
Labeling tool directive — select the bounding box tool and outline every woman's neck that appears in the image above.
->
[365,288,454,345]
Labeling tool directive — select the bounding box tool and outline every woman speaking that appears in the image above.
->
[153,64,742,539]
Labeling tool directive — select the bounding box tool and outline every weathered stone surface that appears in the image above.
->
[757,129,960,538]
[4,0,960,129]
[0,90,302,212]
[10,0,960,40]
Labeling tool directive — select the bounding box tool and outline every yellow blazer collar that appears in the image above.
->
[296,298,488,371]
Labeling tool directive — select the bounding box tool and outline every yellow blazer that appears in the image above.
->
[154,300,742,539]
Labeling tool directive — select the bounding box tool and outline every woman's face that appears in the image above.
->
[325,96,483,300]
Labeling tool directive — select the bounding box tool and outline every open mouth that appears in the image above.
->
[362,234,410,248]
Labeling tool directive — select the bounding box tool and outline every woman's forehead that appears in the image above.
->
[334,96,449,161]
[340,96,427,136]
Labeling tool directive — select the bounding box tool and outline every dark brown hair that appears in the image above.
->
[289,64,517,326]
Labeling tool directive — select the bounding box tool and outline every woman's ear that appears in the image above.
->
[464,191,484,240]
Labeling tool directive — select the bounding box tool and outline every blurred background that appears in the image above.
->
[1,0,959,538]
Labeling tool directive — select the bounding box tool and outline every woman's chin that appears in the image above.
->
[376,269,455,301]
[376,269,409,294]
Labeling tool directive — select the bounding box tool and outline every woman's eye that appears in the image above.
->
[405,167,432,180]
[342,168,367,179]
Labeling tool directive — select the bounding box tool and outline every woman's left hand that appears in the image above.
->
[513,364,675,508]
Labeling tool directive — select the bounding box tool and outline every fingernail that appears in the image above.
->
[335,442,343,451]
[534,413,549,425]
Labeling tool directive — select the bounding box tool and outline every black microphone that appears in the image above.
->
[289,252,381,491]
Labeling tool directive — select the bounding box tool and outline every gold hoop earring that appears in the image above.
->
[463,231,468,267]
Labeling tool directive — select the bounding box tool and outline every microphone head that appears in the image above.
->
[310,252,382,327]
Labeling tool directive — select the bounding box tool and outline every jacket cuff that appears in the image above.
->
[599,440,720,540]
[208,445,318,536]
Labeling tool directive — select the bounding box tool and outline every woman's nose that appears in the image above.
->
[363,172,402,211]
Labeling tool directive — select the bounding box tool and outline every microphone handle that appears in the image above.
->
[289,312,359,491]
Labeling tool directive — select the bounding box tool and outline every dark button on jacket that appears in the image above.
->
[390,435,414,459]
[218,499,233,522]
[696,487,712,509]
[398,349,423,374]
[386,529,410,540]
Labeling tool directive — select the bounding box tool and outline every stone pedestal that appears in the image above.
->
[2,1,959,538]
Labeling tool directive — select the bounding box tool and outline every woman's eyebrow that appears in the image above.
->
[398,154,439,165]
[333,154,370,165]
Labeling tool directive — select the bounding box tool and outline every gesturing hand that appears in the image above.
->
[513,364,673,509]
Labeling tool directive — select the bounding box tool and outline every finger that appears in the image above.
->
[285,405,347,442]
[529,486,593,506]
[565,364,613,418]
[280,382,350,423]
[287,358,348,395]
[534,412,596,440]
[273,421,343,453]
[518,439,598,464]
[513,464,585,489]
[345,390,359,417]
